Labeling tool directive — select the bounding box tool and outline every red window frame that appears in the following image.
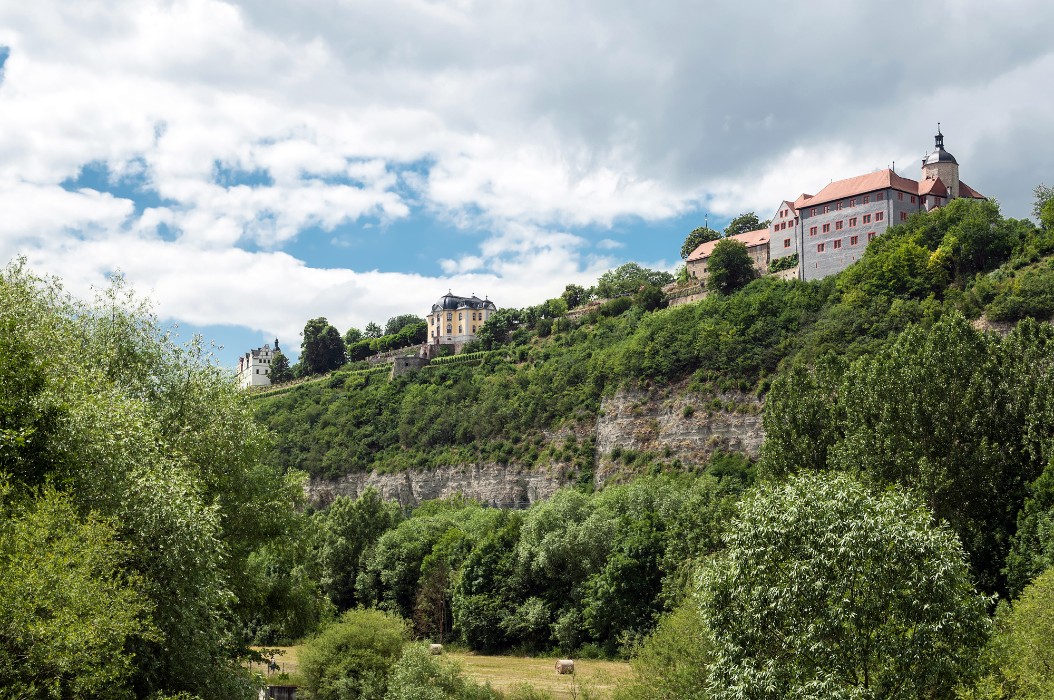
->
[850,235,859,245]
[810,226,817,236]
[817,243,825,252]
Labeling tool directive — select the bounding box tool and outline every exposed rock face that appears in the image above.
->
[304,385,765,507]
[305,462,570,509]
[594,386,764,485]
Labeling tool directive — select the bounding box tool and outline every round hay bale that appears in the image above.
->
[429,643,443,655]
[555,659,574,675]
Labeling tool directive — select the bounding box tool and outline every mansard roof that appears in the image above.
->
[687,228,770,262]
[431,292,497,313]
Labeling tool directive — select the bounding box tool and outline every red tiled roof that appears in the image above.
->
[919,178,948,197]
[801,169,919,208]
[959,181,985,199]
[687,228,770,262]
[792,193,813,209]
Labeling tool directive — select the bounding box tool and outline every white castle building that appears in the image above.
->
[237,340,280,388]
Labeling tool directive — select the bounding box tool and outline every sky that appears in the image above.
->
[2,1,1053,367]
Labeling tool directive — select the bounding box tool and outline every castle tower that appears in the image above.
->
[921,125,960,199]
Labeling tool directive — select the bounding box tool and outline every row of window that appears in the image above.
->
[809,190,920,217]
[815,232,876,252]
[810,212,887,235]
[435,311,487,324]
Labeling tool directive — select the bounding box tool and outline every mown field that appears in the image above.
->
[253,646,633,699]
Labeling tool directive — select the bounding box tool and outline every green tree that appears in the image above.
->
[614,599,714,700]
[344,327,364,346]
[561,283,588,309]
[706,239,756,294]
[1033,183,1054,222]
[0,487,154,699]
[269,349,294,383]
[299,608,407,700]
[318,488,403,611]
[365,322,384,339]
[700,472,990,700]
[680,226,720,260]
[723,211,770,237]
[301,317,347,375]
[473,308,519,350]
[385,315,426,337]
[384,645,502,700]
[987,567,1054,699]
[596,263,674,298]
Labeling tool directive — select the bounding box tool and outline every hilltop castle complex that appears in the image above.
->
[427,291,498,346]
[688,129,985,282]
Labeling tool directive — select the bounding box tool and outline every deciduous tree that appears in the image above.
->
[680,226,720,260]
[706,239,756,294]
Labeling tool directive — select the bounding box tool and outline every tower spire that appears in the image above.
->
[935,122,944,150]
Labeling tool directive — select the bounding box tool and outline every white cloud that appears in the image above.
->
[1,0,1053,363]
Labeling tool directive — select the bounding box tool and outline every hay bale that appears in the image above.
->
[429,643,443,655]
[555,659,574,675]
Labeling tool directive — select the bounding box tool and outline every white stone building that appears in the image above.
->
[237,340,279,388]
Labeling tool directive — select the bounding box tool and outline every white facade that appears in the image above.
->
[238,342,276,388]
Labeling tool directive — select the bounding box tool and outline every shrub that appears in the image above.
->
[299,608,408,700]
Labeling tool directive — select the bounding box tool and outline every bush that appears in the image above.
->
[299,609,408,700]
[383,645,501,700]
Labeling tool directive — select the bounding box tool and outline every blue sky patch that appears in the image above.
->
[60,160,176,215]
[0,46,8,84]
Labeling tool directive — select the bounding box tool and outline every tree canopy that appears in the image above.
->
[723,211,770,237]
[700,472,990,700]
[301,317,347,375]
[706,238,757,294]
[385,314,426,337]
[595,263,674,298]
[680,226,720,260]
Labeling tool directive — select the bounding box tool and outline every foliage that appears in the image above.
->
[613,599,714,700]
[299,608,407,700]
[706,239,756,295]
[318,488,404,611]
[384,645,502,700]
[680,226,720,260]
[345,327,365,345]
[386,315,426,337]
[561,283,589,310]
[302,317,348,375]
[595,263,673,298]
[0,261,304,699]
[987,567,1054,699]
[700,472,991,700]
[1032,183,1054,222]
[768,252,797,273]
[0,487,154,699]
[270,349,294,383]
[723,211,770,237]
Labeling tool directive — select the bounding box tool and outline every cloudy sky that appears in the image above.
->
[2,0,1053,365]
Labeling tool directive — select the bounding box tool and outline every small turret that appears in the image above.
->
[921,123,960,198]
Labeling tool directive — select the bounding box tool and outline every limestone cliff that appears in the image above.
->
[304,385,765,507]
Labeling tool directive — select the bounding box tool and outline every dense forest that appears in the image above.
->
[3,188,1054,699]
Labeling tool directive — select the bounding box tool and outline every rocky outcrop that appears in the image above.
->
[305,462,570,509]
[594,385,764,484]
[304,385,765,507]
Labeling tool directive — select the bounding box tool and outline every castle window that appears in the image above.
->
[901,212,908,221]
[833,239,842,249]
[835,220,843,231]
[784,238,791,248]
[875,212,884,221]
[822,223,831,233]
[863,214,872,224]
[910,195,916,204]
[810,226,817,236]
[817,243,825,252]
[868,232,876,241]
[823,205,830,214]
[836,202,842,211]
[863,195,870,204]
[811,208,817,216]
[447,325,452,332]
[447,313,452,320]
[459,326,462,333]
[458,312,463,320]
[898,192,904,200]
[850,235,859,245]
[877,192,884,201]
[849,217,857,227]
[850,198,856,207]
